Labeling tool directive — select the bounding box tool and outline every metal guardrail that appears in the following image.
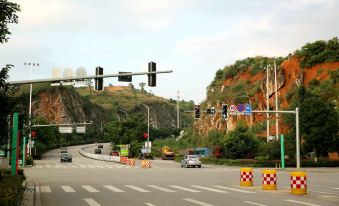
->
[79,145,120,162]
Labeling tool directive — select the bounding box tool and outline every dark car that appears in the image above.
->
[60,153,72,162]
[95,148,101,154]
[98,144,103,149]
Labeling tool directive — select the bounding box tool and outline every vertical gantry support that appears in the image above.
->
[11,113,19,176]
[295,108,300,169]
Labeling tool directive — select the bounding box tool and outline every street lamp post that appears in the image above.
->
[141,103,150,152]
[25,62,39,156]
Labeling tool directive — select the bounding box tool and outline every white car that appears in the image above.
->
[180,155,202,168]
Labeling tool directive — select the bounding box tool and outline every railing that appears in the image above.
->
[79,145,120,162]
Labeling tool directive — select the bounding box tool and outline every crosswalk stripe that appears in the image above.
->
[61,186,75,193]
[84,198,101,206]
[125,185,150,192]
[103,185,125,192]
[145,203,156,206]
[40,186,51,193]
[244,201,267,206]
[96,165,105,168]
[46,165,51,168]
[191,185,228,193]
[183,198,214,206]
[82,185,100,193]
[87,165,95,168]
[169,185,201,193]
[214,186,255,193]
[147,185,176,192]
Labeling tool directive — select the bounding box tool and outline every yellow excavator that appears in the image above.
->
[161,146,175,160]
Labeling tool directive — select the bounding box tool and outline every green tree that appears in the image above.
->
[300,96,338,156]
[0,0,20,43]
[224,123,259,159]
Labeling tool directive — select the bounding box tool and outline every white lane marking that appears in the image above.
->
[285,200,321,206]
[96,165,105,168]
[214,186,255,194]
[147,185,176,192]
[191,185,228,193]
[82,185,100,193]
[46,164,51,168]
[40,186,51,193]
[125,185,150,192]
[84,198,101,206]
[87,165,95,168]
[61,186,75,193]
[183,198,214,206]
[145,203,156,206]
[103,185,125,192]
[169,185,201,193]
[244,201,267,206]
[308,189,336,195]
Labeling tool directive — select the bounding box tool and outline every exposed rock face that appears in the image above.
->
[32,87,108,126]
[196,57,339,136]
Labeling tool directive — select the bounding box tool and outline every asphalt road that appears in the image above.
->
[24,144,339,206]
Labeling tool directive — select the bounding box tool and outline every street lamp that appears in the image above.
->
[24,62,39,156]
[140,103,150,152]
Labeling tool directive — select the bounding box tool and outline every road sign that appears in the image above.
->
[59,127,73,134]
[236,104,245,112]
[244,104,252,115]
[76,126,86,133]
[229,105,236,112]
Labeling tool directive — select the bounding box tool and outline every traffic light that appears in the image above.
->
[194,104,200,118]
[222,104,228,120]
[95,66,103,90]
[148,62,156,87]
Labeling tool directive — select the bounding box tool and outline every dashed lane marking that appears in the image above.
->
[284,200,321,206]
[244,201,267,206]
[183,198,214,206]
[145,203,156,206]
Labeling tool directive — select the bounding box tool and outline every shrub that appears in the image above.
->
[0,169,25,206]
[26,155,34,165]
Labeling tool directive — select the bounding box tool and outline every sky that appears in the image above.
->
[1,0,338,103]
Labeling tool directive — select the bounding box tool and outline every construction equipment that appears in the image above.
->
[161,146,175,160]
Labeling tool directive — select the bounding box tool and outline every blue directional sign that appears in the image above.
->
[244,104,252,115]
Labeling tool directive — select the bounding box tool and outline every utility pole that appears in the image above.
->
[141,103,150,154]
[177,90,180,128]
[25,62,39,156]
[266,65,270,142]
[274,61,279,140]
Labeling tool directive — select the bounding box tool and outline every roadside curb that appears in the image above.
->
[22,179,41,206]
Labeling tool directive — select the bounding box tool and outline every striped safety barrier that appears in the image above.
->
[240,168,253,186]
[290,171,307,195]
[129,159,135,166]
[141,160,151,168]
[262,170,277,190]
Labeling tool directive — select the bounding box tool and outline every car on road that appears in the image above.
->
[60,147,67,153]
[98,144,103,148]
[180,155,201,168]
[95,148,101,154]
[60,153,72,162]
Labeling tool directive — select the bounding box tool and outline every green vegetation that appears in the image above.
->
[0,168,25,206]
[295,37,339,68]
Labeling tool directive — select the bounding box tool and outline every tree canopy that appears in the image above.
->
[0,0,20,43]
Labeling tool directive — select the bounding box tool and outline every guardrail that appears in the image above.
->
[79,145,120,162]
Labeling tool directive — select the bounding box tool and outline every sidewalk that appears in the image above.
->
[22,179,41,206]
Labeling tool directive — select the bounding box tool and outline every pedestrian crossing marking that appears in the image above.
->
[214,186,255,194]
[169,185,201,193]
[84,198,101,206]
[103,185,125,192]
[82,185,100,193]
[40,186,51,193]
[147,185,176,192]
[183,198,214,206]
[125,185,150,192]
[61,186,75,193]
[191,185,228,193]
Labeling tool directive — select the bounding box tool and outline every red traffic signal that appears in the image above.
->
[143,133,148,139]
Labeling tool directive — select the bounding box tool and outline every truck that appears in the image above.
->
[161,146,175,160]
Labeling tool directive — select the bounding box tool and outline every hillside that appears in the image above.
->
[18,84,194,129]
[197,37,339,136]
